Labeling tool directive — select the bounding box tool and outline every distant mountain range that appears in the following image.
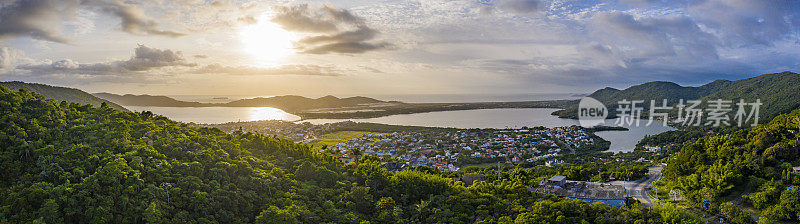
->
[92,93,393,112]
[0,81,128,112]
[553,71,800,121]
[92,93,208,107]
[223,95,390,111]
[7,71,798,122]
[91,92,574,119]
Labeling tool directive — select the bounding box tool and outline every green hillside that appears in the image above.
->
[0,86,697,223]
[0,81,128,112]
[657,107,800,223]
[554,71,800,122]
[699,71,800,122]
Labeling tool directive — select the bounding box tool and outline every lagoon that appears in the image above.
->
[594,120,676,153]
[303,108,579,128]
[304,108,675,153]
[126,106,673,153]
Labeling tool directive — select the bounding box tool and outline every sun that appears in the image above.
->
[239,14,296,67]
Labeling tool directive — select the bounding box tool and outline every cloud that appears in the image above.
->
[618,0,663,7]
[236,15,257,25]
[591,11,720,61]
[167,1,269,32]
[0,0,187,44]
[16,44,194,76]
[0,47,20,69]
[210,0,231,8]
[84,0,186,37]
[498,0,544,14]
[192,64,343,76]
[0,0,74,43]
[479,0,545,15]
[272,4,340,33]
[8,43,346,80]
[299,26,378,44]
[302,42,393,55]
[686,0,800,47]
[272,4,391,54]
[0,46,31,70]
[120,45,194,71]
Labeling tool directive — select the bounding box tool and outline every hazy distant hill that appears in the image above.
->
[94,92,391,112]
[93,93,208,107]
[554,71,800,121]
[223,95,388,111]
[0,81,128,111]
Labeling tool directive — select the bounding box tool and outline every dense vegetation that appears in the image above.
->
[699,71,800,122]
[519,162,647,183]
[637,126,744,154]
[1,81,128,111]
[0,86,700,223]
[659,107,800,223]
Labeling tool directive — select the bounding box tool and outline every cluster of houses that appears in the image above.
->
[327,126,597,171]
[206,120,601,172]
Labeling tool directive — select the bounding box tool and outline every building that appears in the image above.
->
[548,175,567,187]
[537,175,627,207]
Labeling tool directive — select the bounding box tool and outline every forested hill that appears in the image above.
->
[659,107,800,223]
[0,81,128,112]
[553,71,800,121]
[699,72,800,122]
[0,86,698,223]
[93,92,208,107]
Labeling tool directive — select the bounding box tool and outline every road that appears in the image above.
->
[608,165,663,207]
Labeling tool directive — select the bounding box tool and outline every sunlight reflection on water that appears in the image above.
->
[248,107,301,122]
[125,106,301,124]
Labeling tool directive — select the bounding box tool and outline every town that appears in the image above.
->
[204,120,601,171]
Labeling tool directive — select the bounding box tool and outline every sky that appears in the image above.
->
[0,0,798,97]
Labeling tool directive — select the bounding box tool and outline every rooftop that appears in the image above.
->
[549,175,567,182]
[537,181,626,200]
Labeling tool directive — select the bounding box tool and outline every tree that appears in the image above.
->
[144,202,164,224]
[255,206,298,224]
[294,161,317,182]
